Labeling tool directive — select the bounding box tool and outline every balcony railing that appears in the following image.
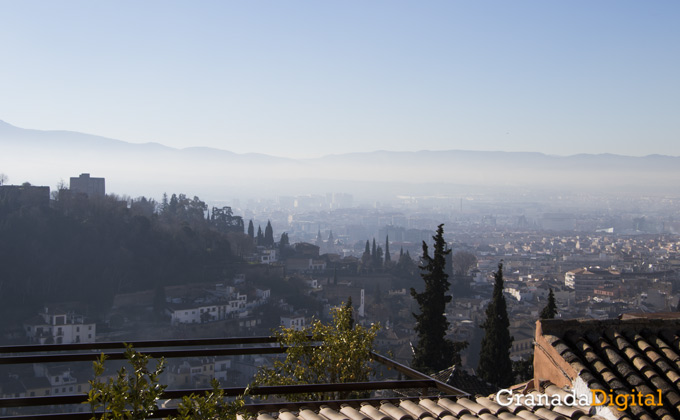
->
[0,337,466,419]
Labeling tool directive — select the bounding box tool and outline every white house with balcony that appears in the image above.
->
[24,307,96,345]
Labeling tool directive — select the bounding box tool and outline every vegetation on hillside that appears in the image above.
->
[0,189,246,326]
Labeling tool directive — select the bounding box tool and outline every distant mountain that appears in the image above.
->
[1,119,678,201]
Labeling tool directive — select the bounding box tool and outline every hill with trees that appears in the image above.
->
[0,187,247,329]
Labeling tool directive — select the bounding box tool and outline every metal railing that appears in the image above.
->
[0,337,467,419]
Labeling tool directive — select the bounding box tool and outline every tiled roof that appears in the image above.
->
[537,316,680,420]
[248,395,608,420]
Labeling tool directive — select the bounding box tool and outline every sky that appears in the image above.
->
[1,1,678,158]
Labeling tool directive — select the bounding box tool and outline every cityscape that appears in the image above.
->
[1,2,679,419]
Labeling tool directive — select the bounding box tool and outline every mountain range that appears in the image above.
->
[1,119,678,203]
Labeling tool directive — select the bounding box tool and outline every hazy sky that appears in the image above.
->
[1,1,678,158]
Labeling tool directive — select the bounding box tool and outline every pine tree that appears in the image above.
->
[411,224,465,374]
[247,220,255,239]
[478,263,514,388]
[540,288,558,319]
[384,236,391,265]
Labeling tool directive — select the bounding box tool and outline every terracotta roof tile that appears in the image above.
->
[539,317,680,420]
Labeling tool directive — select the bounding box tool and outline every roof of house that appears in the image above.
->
[246,394,608,420]
[535,315,680,420]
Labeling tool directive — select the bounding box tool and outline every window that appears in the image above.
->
[76,327,80,332]
[88,334,92,339]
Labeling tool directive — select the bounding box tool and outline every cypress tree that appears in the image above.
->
[375,246,383,269]
[264,220,274,247]
[478,263,513,388]
[410,224,463,373]
[361,240,372,269]
[256,225,263,245]
[540,288,558,319]
[247,220,255,238]
[384,236,391,265]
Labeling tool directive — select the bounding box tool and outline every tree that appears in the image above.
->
[451,251,477,276]
[247,220,254,238]
[344,297,354,330]
[87,345,246,420]
[254,303,379,401]
[87,345,167,420]
[256,225,263,245]
[211,206,244,233]
[540,288,558,319]
[361,240,372,269]
[173,378,246,420]
[478,263,514,388]
[374,246,383,269]
[264,220,274,247]
[410,224,466,374]
[384,236,391,265]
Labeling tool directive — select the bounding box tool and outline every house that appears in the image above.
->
[24,307,96,345]
[280,315,306,331]
[168,294,247,326]
[565,267,621,302]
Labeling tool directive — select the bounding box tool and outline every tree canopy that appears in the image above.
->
[0,190,242,326]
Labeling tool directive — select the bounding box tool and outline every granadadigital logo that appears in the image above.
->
[496,388,663,412]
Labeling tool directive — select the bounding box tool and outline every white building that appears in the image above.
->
[168,293,250,326]
[259,249,278,264]
[280,315,306,331]
[24,307,96,345]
